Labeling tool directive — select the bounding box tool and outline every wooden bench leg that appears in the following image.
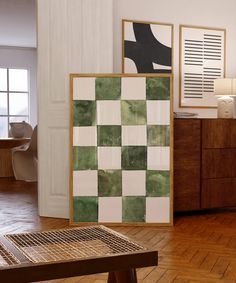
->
[108,268,137,283]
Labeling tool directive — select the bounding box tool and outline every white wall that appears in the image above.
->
[0,0,36,47]
[0,46,37,126]
[113,0,236,117]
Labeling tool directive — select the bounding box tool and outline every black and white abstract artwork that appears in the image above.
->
[123,20,173,73]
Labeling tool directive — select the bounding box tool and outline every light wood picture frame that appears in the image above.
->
[179,25,226,108]
[122,19,173,74]
[70,73,173,226]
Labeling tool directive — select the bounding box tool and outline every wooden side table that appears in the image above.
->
[0,138,29,177]
[0,225,158,283]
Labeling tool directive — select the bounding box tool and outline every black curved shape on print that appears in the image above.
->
[124,23,172,73]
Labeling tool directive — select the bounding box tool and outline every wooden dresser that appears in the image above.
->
[174,118,236,211]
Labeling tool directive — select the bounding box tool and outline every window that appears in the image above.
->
[0,68,29,137]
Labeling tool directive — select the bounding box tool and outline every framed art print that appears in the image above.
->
[180,25,226,108]
[122,20,173,73]
[70,74,173,225]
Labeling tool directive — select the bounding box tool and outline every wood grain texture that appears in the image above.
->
[202,119,236,148]
[0,149,15,177]
[201,119,236,209]
[202,178,236,209]
[0,250,154,283]
[175,118,236,211]
[0,139,29,149]
[2,178,236,282]
[0,139,29,177]
[202,149,233,179]
[174,119,201,211]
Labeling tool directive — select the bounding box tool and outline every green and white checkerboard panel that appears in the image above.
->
[72,76,171,224]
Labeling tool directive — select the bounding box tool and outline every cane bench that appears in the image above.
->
[0,225,158,283]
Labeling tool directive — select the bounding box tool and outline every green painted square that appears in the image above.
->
[73,146,97,170]
[75,196,98,222]
[121,101,146,125]
[147,125,170,146]
[122,146,147,170]
[73,100,96,126]
[146,170,170,197]
[122,197,145,222]
[146,77,170,100]
[97,126,121,146]
[73,196,80,222]
[98,170,122,196]
[96,78,121,100]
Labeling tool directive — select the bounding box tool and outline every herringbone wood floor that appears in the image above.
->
[1,178,236,282]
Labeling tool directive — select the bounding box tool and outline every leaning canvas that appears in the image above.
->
[179,25,226,108]
[122,20,173,73]
[70,74,173,225]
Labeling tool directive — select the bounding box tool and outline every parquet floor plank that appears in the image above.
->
[211,257,230,277]
[137,266,156,280]
[140,267,166,283]
[156,269,178,283]
[200,253,218,271]
[173,278,189,283]
[224,262,236,280]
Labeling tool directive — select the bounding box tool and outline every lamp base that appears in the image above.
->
[217,96,234,118]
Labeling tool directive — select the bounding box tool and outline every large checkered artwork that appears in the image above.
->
[71,74,172,224]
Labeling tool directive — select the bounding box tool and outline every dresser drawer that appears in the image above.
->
[202,178,236,208]
[174,149,200,211]
[174,119,200,150]
[202,119,236,148]
[174,119,201,211]
[202,149,234,179]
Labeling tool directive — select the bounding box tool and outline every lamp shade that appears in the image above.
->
[214,78,232,96]
[232,78,236,95]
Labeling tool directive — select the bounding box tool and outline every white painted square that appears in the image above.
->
[124,58,138,73]
[98,197,122,222]
[122,125,147,146]
[73,77,95,100]
[147,147,170,170]
[147,101,170,125]
[73,171,98,196]
[73,126,97,146]
[121,77,146,100]
[122,171,146,196]
[98,147,121,169]
[124,21,136,42]
[97,101,121,125]
[146,197,170,223]
[150,24,172,49]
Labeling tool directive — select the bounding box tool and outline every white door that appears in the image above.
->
[37,0,113,218]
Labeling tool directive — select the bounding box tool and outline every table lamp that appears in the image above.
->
[214,78,235,118]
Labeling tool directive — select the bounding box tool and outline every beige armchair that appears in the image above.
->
[11,126,37,182]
